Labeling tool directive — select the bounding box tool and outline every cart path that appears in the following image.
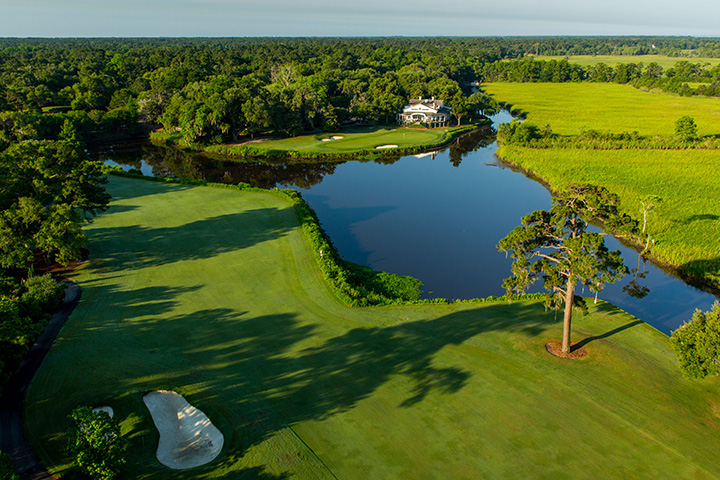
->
[0,281,81,480]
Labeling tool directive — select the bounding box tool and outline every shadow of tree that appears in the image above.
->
[112,300,554,472]
[88,207,295,270]
[680,213,720,224]
[573,320,643,349]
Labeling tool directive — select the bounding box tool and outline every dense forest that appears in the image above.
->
[3,35,720,389]
[2,36,720,150]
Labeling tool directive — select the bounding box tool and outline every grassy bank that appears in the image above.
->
[497,146,720,289]
[483,82,720,137]
[151,124,482,160]
[24,176,720,479]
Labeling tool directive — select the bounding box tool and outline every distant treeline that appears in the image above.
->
[3,37,720,148]
[481,58,720,97]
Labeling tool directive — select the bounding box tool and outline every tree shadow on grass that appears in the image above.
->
[86,206,296,270]
[119,301,555,457]
[573,320,643,349]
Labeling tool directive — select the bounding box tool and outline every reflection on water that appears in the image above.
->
[93,141,346,189]
[93,117,717,334]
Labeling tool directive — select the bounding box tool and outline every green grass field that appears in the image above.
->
[483,82,720,137]
[244,126,455,152]
[24,176,720,479]
[497,146,720,285]
[528,54,720,69]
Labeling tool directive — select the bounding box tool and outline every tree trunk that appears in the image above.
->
[561,280,575,353]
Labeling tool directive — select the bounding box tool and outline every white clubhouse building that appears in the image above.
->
[397,97,452,128]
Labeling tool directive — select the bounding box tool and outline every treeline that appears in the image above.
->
[481,57,720,98]
[4,37,720,149]
[497,118,717,149]
[0,38,500,147]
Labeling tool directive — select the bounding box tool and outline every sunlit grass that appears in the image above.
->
[497,146,720,285]
[239,125,457,152]
[483,82,720,137]
[24,176,720,479]
[529,54,720,69]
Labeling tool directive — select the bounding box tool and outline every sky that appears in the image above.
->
[1,0,718,38]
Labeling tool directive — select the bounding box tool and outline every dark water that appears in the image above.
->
[95,114,717,334]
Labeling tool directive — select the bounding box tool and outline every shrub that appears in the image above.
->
[66,407,127,480]
[671,302,720,379]
[675,115,698,141]
[0,451,18,480]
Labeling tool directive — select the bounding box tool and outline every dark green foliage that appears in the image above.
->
[0,273,64,388]
[0,135,109,269]
[675,115,698,141]
[671,302,720,379]
[0,451,18,480]
[497,119,541,145]
[497,184,629,351]
[66,407,127,480]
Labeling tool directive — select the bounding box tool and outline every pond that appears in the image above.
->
[95,112,717,334]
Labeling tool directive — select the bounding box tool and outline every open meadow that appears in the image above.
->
[483,82,720,136]
[23,176,720,479]
[496,146,720,286]
[528,54,720,69]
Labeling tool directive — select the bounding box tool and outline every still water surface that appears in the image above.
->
[97,112,717,334]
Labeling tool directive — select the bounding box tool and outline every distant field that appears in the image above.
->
[497,146,720,286]
[483,82,720,137]
[529,54,720,69]
[24,176,720,479]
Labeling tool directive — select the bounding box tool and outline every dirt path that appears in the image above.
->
[0,281,81,480]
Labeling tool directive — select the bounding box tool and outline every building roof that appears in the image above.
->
[402,97,451,116]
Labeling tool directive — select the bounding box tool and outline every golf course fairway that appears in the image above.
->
[24,176,720,479]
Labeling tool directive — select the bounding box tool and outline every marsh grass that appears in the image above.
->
[529,54,720,69]
[498,146,720,287]
[483,82,720,137]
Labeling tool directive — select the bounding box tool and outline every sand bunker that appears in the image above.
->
[321,135,344,141]
[92,406,114,418]
[143,390,224,469]
[375,144,398,149]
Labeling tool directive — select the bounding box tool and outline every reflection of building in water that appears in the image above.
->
[413,151,439,160]
[397,98,451,128]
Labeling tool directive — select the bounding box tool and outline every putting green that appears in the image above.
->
[25,176,720,479]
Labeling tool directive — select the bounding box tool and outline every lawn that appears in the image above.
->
[205,125,468,156]
[529,54,720,69]
[24,176,720,479]
[482,82,720,137]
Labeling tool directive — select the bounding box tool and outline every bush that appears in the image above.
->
[20,274,65,318]
[675,115,698,141]
[66,407,127,480]
[671,302,720,379]
[0,451,18,480]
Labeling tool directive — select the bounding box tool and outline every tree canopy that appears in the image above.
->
[66,407,127,480]
[671,302,720,379]
[497,184,631,354]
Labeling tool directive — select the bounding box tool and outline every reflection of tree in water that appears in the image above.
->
[91,141,344,189]
[448,128,495,167]
[92,129,497,190]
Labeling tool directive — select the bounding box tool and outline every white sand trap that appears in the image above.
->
[321,138,332,141]
[330,135,344,140]
[143,390,224,469]
[92,406,114,418]
[375,144,398,149]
